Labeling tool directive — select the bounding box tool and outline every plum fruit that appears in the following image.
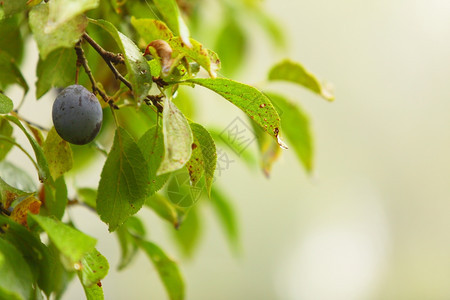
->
[52,85,103,145]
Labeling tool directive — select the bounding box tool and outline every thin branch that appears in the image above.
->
[12,111,49,131]
[74,42,118,109]
[82,33,133,91]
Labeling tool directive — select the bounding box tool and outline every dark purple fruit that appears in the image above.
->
[52,85,103,145]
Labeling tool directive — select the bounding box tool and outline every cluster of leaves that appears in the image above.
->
[0,0,333,299]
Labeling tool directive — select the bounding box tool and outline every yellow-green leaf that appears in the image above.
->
[268,59,334,101]
[30,214,97,264]
[29,3,88,59]
[157,95,193,175]
[43,127,73,180]
[187,78,285,148]
[186,123,216,194]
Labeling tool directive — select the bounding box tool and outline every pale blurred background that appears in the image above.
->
[7,0,450,299]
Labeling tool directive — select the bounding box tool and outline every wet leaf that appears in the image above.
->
[157,95,193,175]
[43,127,73,180]
[187,78,285,147]
[268,59,334,101]
[185,123,216,194]
[97,127,149,231]
[89,19,152,103]
[29,3,88,60]
[30,214,97,264]
[137,240,184,300]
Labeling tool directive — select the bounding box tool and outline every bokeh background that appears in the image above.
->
[7,0,450,299]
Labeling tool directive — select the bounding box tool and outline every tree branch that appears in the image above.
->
[82,33,133,91]
[74,42,118,109]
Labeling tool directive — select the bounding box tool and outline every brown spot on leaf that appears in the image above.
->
[191,143,197,150]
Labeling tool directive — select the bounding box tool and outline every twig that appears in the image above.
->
[145,95,164,113]
[82,33,133,91]
[74,42,118,109]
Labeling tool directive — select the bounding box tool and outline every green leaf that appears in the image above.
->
[36,48,77,99]
[208,128,257,170]
[0,16,24,62]
[43,127,73,180]
[152,0,191,47]
[186,123,216,194]
[0,93,13,114]
[250,117,281,176]
[0,238,33,300]
[29,3,88,60]
[78,249,109,287]
[0,161,36,192]
[268,59,334,101]
[0,51,29,93]
[3,115,50,182]
[253,10,286,49]
[215,16,246,75]
[29,214,97,264]
[42,176,67,219]
[81,284,104,300]
[172,207,200,257]
[77,187,97,209]
[145,193,182,228]
[115,216,146,270]
[137,126,169,196]
[138,240,184,300]
[157,95,193,175]
[89,19,152,103]
[210,186,239,252]
[166,169,203,208]
[47,0,99,31]
[266,92,313,171]
[0,0,28,18]
[131,17,174,41]
[47,243,75,299]
[0,120,13,161]
[132,19,220,78]
[0,176,32,209]
[96,127,150,231]
[187,78,285,148]
[0,215,53,296]
[170,37,220,78]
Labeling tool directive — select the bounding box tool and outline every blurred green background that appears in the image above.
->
[8,0,450,299]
